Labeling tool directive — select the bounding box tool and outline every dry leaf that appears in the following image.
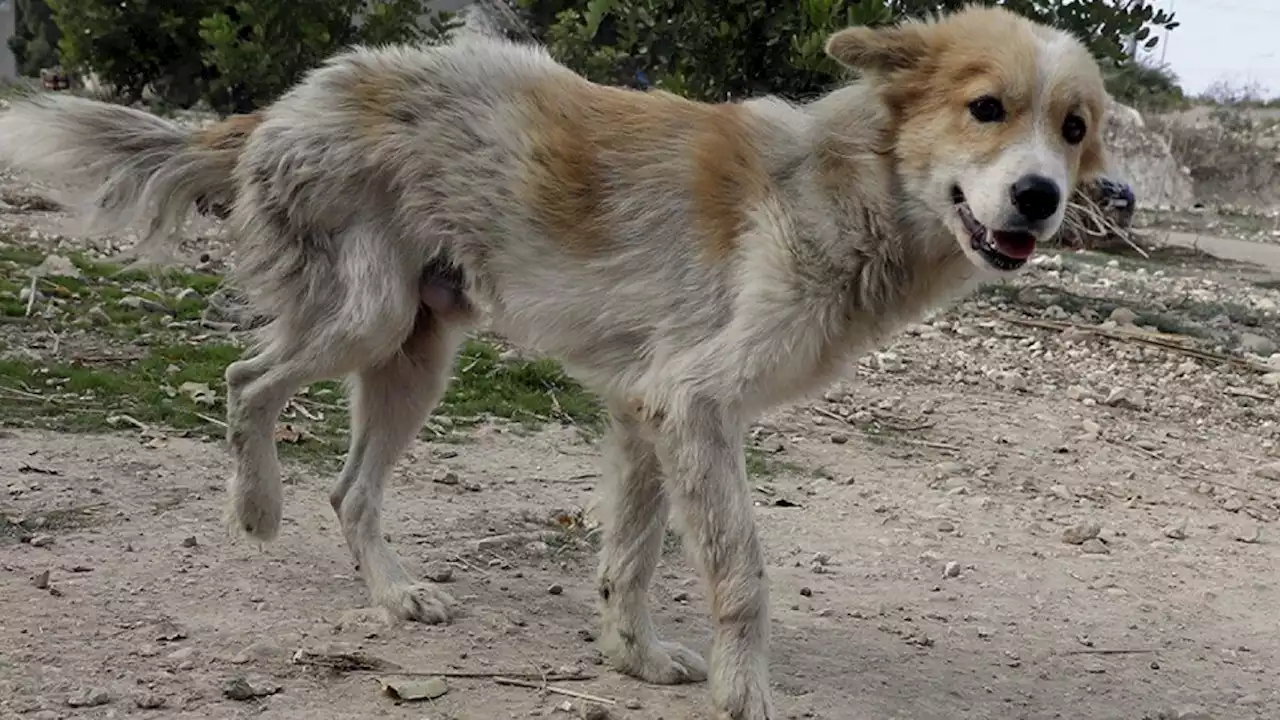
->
[179,381,217,406]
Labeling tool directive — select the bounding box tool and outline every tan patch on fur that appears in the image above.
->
[518,77,771,261]
[849,6,1107,188]
[194,113,262,154]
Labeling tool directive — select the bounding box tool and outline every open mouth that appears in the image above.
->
[951,186,1035,271]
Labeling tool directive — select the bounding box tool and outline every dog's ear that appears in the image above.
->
[825,23,931,74]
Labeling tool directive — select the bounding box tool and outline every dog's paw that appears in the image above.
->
[380,582,457,624]
[614,640,708,685]
[713,680,776,720]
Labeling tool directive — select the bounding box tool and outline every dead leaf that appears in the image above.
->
[274,423,313,443]
[179,381,217,407]
[378,676,448,701]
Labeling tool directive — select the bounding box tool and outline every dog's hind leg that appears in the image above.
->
[329,308,464,623]
[225,225,422,543]
[597,405,709,684]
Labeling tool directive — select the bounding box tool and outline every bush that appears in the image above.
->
[9,0,61,77]
[46,0,458,113]
[1103,58,1186,112]
[518,0,1181,103]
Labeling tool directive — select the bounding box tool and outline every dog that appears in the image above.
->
[0,6,1110,718]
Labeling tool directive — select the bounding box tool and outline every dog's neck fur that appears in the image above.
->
[789,81,976,329]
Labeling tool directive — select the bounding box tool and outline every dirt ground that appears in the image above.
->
[3,173,1280,720]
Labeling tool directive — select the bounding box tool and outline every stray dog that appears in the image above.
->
[0,6,1111,717]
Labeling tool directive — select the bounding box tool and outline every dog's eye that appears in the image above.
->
[968,96,1005,123]
[1062,114,1087,145]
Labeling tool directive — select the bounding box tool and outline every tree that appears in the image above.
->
[516,0,1180,103]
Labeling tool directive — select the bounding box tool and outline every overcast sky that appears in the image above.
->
[1139,0,1279,98]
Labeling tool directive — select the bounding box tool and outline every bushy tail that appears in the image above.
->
[0,93,259,261]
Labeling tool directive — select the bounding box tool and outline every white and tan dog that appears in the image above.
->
[0,6,1109,718]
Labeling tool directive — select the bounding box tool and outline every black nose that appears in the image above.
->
[1010,175,1061,223]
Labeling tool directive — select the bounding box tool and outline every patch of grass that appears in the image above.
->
[0,237,605,465]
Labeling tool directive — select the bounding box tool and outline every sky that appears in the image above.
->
[1139,0,1280,98]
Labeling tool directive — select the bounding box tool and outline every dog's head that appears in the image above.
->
[826,6,1108,274]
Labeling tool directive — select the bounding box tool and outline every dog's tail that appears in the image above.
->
[0,93,260,261]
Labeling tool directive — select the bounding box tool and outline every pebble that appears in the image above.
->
[135,693,167,710]
[181,536,198,548]
[67,688,111,708]
[1080,538,1110,555]
[1061,522,1101,545]
[29,534,54,547]
[1239,332,1277,357]
[548,583,564,595]
[943,561,961,578]
[32,569,50,589]
[1161,521,1188,540]
[434,471,460,486]
[580,703,614,720]
[1253,462,1280,482]
[1109,307,1138,325]
[423,562,454,583]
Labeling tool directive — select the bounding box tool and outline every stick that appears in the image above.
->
[374,670,594,682]
[1060,648,1158,656]
[493,676,617,705]
[24,275,38,317]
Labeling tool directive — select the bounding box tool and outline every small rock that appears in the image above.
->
[937,520,956,533]
[829,433,849,445]
[1239,332,1277,357]
[181,535,198,548]
[548,583,564,596]
[1234,526,1262,544]
[167,646,196,662]
[1161,521,1187,541]
[423,562,454,583]
[1062,522,1101,545]
[434,471,460,486]
[672,591,690,603]
[623,698,643,710]
[799,587,813,597]
[811,551,832,566]
[67,688,111,708]
[29,534,54,548]
[1109,307,1138,325]
[943,561,961,578]
[580,704,614,720]
[135,693,167,710]
[32,569,50,589]
[30,254,82,279]
[1253,462,1280,482]
[1080,419,1101,436]
[222,677,256,702]
[1080,538,1110,555]
[1236,693,1263,707]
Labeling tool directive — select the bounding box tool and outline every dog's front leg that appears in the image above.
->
[656,397,774,720]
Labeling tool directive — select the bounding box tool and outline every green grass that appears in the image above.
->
[0,237,604,465]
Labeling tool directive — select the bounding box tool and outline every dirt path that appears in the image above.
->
[4,328,1280,719]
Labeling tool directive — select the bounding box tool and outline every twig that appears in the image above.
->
[372,670,594,681]
[1000,315,1274,373]
[810,407,960,452]
[493,676,617,705]
[192,412,228,428]
[1060,648,1158,656]
[24,275,37,317]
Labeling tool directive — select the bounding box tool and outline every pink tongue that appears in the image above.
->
[991,231,1036,259]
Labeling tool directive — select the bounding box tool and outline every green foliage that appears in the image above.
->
[9,0,61,76]
[45,0,458,113]
[48,0,215,105]
[1102,58,1185,111]
[519,0,1180,103]
[524,0,895,101]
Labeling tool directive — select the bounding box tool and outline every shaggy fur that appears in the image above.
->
[0,6,1110,718]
